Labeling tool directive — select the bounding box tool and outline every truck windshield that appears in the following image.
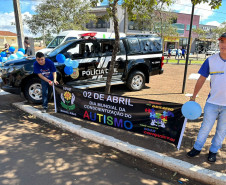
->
[47,41,73,57]
[47,36,65,48]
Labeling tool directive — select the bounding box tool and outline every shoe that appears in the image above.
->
[42,108,47,113]
[187,148,201,158]
[208,152,217,163]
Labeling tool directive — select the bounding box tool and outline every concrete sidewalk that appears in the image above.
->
[13,102,226,185]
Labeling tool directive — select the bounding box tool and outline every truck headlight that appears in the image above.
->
[6,65,24,73]
[1,67,8,74]
[8,67,14,73]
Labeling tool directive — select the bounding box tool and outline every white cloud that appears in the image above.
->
[168,1,214,22]
[0,11,40,37]
[0,12,15,32]
[206,21,221,27]
[20,0,41,13]
[31,5,37,12]
[195,3,214,22]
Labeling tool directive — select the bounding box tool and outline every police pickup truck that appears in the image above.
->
[1,34,164,103]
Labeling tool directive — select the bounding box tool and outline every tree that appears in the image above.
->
[130,7,178,37]
[192,0,222,9]
[189,0,222,53]
[153,11,178,38]
[90,0,173,94]
[210,22,226,49]
[192,28,207,40]
[192,27,208,54]
[129,0,178,49]
[187,0,222,53]
[25,0,96,45]
[25,13,50,47]
[214,21,226,38]
[220,21,226,31]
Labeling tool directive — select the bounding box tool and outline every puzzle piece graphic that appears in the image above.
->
[163,111,168,117]
[168,111,174,117]
[161,115,168,120]
[155,113,161,119]
[150,113,156,118]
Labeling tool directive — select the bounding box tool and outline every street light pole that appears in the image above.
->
[182,3,195,94]
[13,0,24,49]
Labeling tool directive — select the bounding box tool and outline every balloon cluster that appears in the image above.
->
[0,47,25,66]
[56,54,79,75]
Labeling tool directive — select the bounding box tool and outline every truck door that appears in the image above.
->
[96,40,126,81]
[61,40,101,82]
[59,39,127,88]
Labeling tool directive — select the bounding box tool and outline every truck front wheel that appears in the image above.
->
[126,70,145,91]
[24,78,42,104]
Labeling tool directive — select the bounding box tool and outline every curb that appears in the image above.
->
[13,102,226,185]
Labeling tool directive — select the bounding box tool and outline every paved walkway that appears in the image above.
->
[2,64,226,184]
[14,102,226,185]
[0,94,177,185]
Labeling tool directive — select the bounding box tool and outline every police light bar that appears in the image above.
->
[80,32,97,37]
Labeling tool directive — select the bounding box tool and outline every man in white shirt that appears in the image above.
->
[187,33,226,163]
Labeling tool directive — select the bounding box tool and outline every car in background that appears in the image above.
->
[164,49,182,56]
[163,50,168,56]
[37,30,127,55]
[206,49,220,56]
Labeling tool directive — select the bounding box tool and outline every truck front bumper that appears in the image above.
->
[1,85,21,95]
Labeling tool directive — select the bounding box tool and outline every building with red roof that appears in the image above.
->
[0,31,18,50]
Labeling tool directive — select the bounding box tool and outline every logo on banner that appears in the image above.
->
[145,108,174,128]
[61,91,76,110]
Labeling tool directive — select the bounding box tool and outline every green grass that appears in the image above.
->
[164,59,205,64]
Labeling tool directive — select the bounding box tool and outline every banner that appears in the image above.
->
[54,85,186,148]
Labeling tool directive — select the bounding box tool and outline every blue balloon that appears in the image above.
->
[0,57,2,62]
[65,58,73,67]
[56,54,66,63]
[1,52,7,57]
[2,57,8,62]
[8,54,18,60]
[16,51,24,58]
[9,46,15,53]
[72,60,79,68]
[182,101,202,120]
[18,48,25,54]
[64,66,73,75]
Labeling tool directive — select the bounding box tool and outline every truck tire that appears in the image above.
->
[126,70,145,91]
[24,78,42,104]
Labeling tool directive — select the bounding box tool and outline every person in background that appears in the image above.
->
[167,48,171,58]
[181,47,186,59]
[24,37,29,46]
[83,45,91,57]
[3,43,13,57]
[187,33,226,163]
[3,43,10,51]
[175,48,179,59]
[33,52,59,113]
[24,41,33,56]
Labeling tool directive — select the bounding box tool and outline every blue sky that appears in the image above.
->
[0,0,225,37]
[168,0,226,26]
[0,0,37,14]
